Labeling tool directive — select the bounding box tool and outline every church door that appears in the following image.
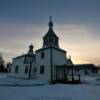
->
[56,67,66,81]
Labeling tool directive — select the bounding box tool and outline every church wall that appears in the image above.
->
[35,48,67,82]
[8,57,25,77]
[35,49,51,81]
[8,57,36,79]
[52,48,67,81]
[52,49,66,65]
[31,63,37,79]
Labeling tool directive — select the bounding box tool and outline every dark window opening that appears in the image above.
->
[15,65,19,73]
[40,65,44,74]
[25,66,28,74]
[84,70,89,75]
[41,52,45,59]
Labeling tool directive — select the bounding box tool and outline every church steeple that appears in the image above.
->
[49,16,53,28]
[42,17,59,48]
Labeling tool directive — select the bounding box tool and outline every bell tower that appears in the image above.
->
[28,44,34,54]
[42,16,59,48]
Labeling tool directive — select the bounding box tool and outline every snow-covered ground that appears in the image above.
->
[81,75,100,85]
[0,74,48,86]
[0,74,100,100]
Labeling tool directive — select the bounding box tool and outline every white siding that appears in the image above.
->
[8,57,36,79]
[8,47,67,82]
[36,48,67,81]
[31,63,36,79]
[52,49,66,65]
[36,49,51,81]
[52,48,67,81]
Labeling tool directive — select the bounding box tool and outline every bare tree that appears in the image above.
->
[0,53,6,72]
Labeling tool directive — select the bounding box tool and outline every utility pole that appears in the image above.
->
[29,62,32,79]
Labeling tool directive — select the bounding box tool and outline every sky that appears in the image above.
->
[0,0,100,65]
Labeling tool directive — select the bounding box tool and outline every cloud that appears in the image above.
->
[54,24,100,65]
[0,22,100,65]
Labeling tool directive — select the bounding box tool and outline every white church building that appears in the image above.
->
[8,17,73,82]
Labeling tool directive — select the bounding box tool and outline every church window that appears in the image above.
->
[15,65,19,73]
[25,66,28,74]
[41,52,45,59]
[40,65,44,74]
[45,36,49,45]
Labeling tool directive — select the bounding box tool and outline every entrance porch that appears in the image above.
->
[54,65,81,84]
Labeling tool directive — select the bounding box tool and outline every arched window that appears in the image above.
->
[25,66,28,74]
[15,65,19,73]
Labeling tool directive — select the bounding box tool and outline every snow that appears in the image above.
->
[0,74,100,100]
[0,84,100,100]
[0,74,48,86]
[81,75,100,85]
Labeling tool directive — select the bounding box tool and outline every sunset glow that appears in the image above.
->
[0,0,100,65]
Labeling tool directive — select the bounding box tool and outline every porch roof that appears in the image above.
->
[55,64,73,68]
